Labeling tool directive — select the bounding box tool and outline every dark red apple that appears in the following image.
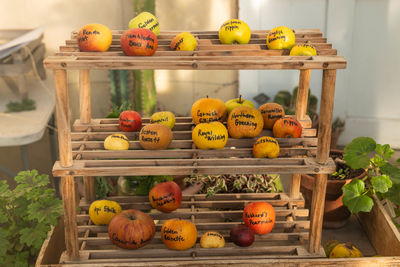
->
[119,110,142,132]
[229,224,255,247]
[120,28,158,56]
[108,209,155,249]
[149,181,182,213]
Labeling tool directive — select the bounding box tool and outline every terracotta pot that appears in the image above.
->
[301,174,351,229]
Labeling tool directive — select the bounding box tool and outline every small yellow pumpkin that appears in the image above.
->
[161,218,197,250]
[192,121,228,149]
[89,200,122,225]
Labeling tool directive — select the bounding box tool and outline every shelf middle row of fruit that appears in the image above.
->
[44,29,346,70]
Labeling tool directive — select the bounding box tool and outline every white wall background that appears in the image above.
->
[239,0,400,148]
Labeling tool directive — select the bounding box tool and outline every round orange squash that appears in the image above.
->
[161,219,197,250]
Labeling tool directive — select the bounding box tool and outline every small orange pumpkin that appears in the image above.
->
[161,219,197,250]
[191,97,227,125]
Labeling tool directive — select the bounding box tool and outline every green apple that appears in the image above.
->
[225,95,255,114]
[128,11,160,36]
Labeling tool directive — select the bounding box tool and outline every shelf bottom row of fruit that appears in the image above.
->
[60,193,325,264]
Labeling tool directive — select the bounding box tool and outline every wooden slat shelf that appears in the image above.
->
[43,29,346,70]
[52,116,336,177]
[57,193,322,265]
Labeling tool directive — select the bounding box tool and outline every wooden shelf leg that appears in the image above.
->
[308,69,337,253]
[296,69,311,121]
[54,69,79,259]
[291,69,311,200]
[290,174,301,199]
[308,173,328,254]
[79,69,95,203]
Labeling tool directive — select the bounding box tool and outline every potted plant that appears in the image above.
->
[300,150,367,229]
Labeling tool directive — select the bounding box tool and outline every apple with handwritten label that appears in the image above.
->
[120,28,158,56]
[253,136,280,158]
[128,11,160,36]
[119,110,142,132]
[77,23,112,52]
[272,117,302,138]
[225,95,255,115]
[219,19,251,44]
[108,209,155,249]
[170,32,197,51]
[243,202,276,235]
[149,181,182,212]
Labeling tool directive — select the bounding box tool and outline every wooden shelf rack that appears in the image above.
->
[43,29,346,265]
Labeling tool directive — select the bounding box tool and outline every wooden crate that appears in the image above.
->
[41,29,353,264]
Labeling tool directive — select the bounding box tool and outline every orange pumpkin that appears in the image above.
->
[258,102,285,129]
[227,106,263,138]
[161,219,197,250]
[191,97,227,125]
[243,202,276,235]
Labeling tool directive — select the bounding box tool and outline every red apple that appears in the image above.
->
[272,117,302,138]
[119,110,142,132]
[230,224,255,247]
[108,209,156,249]
[243,202,276,235]
[149,181,182,213]
[120,28,158,56]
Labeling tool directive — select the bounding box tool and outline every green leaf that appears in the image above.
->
[344,137,376,169]
[342,179,374,213]
[19,224,49,250]
[371,175,392,193]
[0,228,10,257]
[385,184,400,205]
[381,163,400,184]
[397,158,400,164]
[375,144,394,159]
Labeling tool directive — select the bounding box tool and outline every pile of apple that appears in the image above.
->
[77,12,317,56]
[191,95,303,159]
[89,180,276,250]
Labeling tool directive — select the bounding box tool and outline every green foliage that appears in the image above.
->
[185,174,283,197]
[118,176,173,196]
[106,102,135,118]
[94,176,114,199]
[5,98,36,113]
[0,170,62,266]
[342,137,400,213]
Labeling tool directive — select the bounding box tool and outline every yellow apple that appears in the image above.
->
[252,136,280,158]
[128,11,160,36]
[200,231,225,248]
[170,32,197,51]
[225,95,255,115]
[266,26,295,50]
[290,43,317,56]
[150,111,176,129]
[104,133,129,150]
[219,19,251,44]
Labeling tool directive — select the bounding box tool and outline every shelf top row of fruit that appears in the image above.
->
[44,29,346,71]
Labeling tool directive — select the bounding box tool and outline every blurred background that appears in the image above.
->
[0,0,399,183]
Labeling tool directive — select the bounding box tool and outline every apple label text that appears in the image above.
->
[197,129,226,141]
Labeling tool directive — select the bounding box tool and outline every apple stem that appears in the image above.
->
[239,95,243,104]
